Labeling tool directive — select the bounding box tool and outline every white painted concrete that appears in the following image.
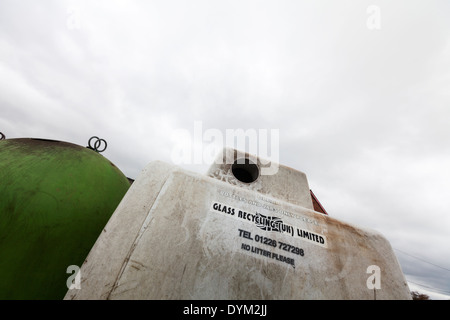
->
[65,149,411,300]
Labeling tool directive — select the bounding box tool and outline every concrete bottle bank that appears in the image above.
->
[65,148,411,300]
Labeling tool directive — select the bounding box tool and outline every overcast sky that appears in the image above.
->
[1,0,449,299]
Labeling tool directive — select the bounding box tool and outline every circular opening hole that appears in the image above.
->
[231,158,259,183]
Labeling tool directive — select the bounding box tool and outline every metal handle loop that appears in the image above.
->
[87,136,107,153]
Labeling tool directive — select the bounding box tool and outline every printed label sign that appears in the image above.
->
[238,228,302,268]
[210,201,327,248]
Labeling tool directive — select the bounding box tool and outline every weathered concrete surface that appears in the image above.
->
[207,148,314,210]
[64,160,175,299]
[65,149,411,300]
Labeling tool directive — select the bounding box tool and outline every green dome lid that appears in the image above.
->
[0,138,131,299]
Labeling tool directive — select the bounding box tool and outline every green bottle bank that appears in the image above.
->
[0,138,130,299]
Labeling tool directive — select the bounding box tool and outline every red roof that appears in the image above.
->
[310,189,328,215]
